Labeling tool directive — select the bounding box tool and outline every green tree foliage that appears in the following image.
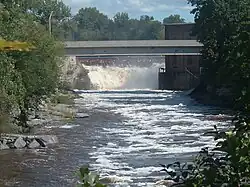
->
[188,0,250,111]
[0,2,63,132]
[77,167,107,187]
[2,2,186,41]
[163,14,186,24]
[161,0,250,186]
[73,7,111,40]
[0,0,71,40]
[65,7,175,40]
[163,117,250,186]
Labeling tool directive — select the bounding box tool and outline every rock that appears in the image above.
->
[39,135,59,145]
[100,176,126,183]
[35,138,46,147]
[14,137,27,149]
[61,57,91,90]
[155,180,176,186]
[28,139,41,149]
[0,134,58,150]
[0,141,9,150]
[75,113,89,118]
[27,119,47,127]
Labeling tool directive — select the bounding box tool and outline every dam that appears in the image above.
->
[64,24,202,90]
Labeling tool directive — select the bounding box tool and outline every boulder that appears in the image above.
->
[75,113,89,118]
[14,137,26,149]
[35,138,46,147]
[100,176,125,183]
[28,139,41,149]
[155,180,176,186]
[39,135,59,145]
[0,141,9,150]
[0,134,58,150]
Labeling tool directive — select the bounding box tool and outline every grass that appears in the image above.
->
[50,92,76,105]
[47,104,76,119]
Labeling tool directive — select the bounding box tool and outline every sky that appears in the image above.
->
[62,0,195,23]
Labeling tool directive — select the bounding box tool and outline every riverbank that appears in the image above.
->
[0,91,89,151]
[0,90,233,186]
[189,81,234,109]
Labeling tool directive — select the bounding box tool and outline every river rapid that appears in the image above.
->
[0,57,231,187]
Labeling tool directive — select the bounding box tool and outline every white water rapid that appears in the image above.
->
[0,57,231,187]
[82,57,164,90]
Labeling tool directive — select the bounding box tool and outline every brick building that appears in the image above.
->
[159,23,201,90]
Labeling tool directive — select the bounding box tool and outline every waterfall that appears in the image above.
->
[82,56,164,90]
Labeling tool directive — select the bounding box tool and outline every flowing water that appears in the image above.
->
[0,57,231,187]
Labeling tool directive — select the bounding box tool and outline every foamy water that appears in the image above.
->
[83,63,163,90]
[0,59,231,187]
[73,60,230,186]
[74,90,231,186]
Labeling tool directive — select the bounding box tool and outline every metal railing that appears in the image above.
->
[159,67,166,73]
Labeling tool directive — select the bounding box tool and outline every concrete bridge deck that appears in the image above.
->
[64,40,202,56]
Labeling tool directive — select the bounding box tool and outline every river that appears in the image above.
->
[0,57,231,187]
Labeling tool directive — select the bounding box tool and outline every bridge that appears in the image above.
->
[64,40,203,56]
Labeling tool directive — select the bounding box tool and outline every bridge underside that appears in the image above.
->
[65,47,201,57]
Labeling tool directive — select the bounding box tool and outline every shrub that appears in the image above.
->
[76,167,107,187]
[163,115,250,187]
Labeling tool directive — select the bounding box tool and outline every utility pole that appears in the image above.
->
[49,11,54,36]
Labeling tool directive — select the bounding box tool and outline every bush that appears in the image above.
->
[163,115,250,187]
[0,2,64,132]
[50,93,75,105]
[76,167,107,187]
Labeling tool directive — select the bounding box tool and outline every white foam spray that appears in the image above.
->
[83,62,164,90]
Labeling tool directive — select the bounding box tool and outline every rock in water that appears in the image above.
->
[28,139,41,149]
[14,137,26,149]
[0,141,9,150]
[155,180,176,186]
[76,113,89,118]
[40,135,59,145]
[35,138,46,147]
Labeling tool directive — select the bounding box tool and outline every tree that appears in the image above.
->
[163,14,185,24]
[113,12,130,39]
[188,0,250,110]
[162,0,250,185]
[0,0,71,39]
[0,1,63,132]
[138,15,162,39]
[73,7,111,40]
[69,7,170,40]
